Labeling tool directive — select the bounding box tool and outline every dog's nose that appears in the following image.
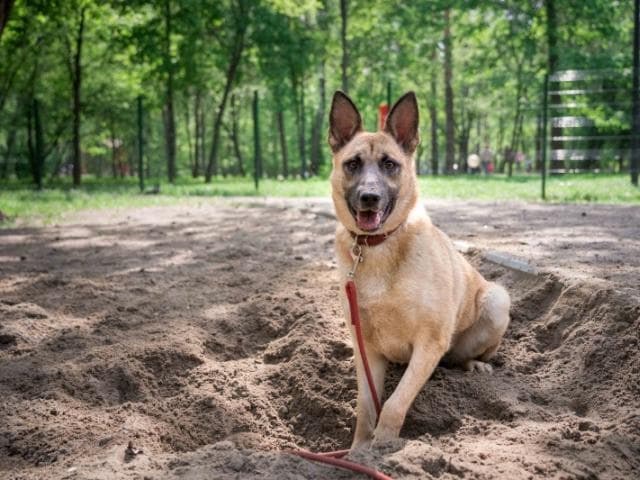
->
[360,192,381,209]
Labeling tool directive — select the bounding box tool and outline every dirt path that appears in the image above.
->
[1,199,639,479]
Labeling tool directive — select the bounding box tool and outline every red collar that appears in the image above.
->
[349,225,400,246]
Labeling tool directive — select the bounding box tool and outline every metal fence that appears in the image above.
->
[541,68,636,198]
[549,69,632,173]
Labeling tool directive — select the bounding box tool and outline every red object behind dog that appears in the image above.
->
[378,103,389,130]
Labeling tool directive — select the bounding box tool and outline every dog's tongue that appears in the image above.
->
[356,210,382,231]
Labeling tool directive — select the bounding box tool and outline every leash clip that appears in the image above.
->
[348,242,363,279]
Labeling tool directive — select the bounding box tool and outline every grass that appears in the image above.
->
[1,173,639,226]
[420,173,640,203]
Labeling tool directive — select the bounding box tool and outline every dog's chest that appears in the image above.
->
[356,278,419,364]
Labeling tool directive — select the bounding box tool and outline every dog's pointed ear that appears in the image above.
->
[384,91,420,154]
[328,91,363,152]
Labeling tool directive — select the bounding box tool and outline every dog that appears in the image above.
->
[328,91,511,448]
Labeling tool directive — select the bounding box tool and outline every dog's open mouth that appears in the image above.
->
[356,210,383,231]
[353,199,395,232]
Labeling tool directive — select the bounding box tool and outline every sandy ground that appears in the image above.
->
[0,198,639,480]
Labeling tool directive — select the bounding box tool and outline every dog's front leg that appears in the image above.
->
[351,343,387,449]
[373,343,445,443]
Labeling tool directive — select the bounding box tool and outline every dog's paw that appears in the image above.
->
[370,436,405,454]
[464,360,493,373]
[371,423,401,448]
[350,439,372,451]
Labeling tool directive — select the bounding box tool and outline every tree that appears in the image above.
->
[0,0,632,186]
[310,61,326,175]
[443,8,455,173]
[63,3,87,187]
[340,0,348,93]
[163,0,176,182]
[429,47,439,175]
[0,0,13,40]
[205,0,249,182]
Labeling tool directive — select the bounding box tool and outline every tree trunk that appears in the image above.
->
[497,114,505,171]
[506,70,524,177]
[137,95,144,191]
[230,93,245,176]
[1,123,16,179]
[145,117,153,179]
[310,62,325,176]
[252,90,261,187]
[270,111,278,177]
[475,114,481,154]
[546,0,558,73]
[163,0,177,183]
[26,98,34,180]
[0,0,14,41]
[443,9,455,174]
[205,26,245,182]
[191,90,204,178]
[32,98,44,189]
[277,109,288,178]
[70,6,86,187]
[457,85,472,173]
[290,74,304,178]
[458,111,474,173]
[429,49,439,175]
[193,92,201,178]
[535,111,542,172]
[340,0,348,93]
[298,76,306,178]
[632,0,639,184]
[184,93,194,176]
[546,0,563,170]
[200,99,206,177]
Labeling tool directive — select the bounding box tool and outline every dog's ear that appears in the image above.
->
[328,91,362,152]
[384,92,419,154]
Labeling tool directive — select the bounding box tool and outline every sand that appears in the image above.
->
[1,199,638,479]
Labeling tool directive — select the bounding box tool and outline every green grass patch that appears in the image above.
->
[419,173,640,203]
[1,173,638,226]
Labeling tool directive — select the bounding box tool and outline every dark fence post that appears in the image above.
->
[253,90,261,191]
[137,95,145,193]
[535,110,542,172]
[33,98,44,190]
[632,0,639,186]
[541,74,549,200]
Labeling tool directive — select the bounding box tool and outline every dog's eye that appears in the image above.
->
[344,157,361,174]
[381,157,398,172]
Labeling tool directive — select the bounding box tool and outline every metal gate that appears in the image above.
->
[540,69,635,198]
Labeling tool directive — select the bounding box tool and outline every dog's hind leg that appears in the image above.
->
[351,346,387,449]
[449,282,510,373]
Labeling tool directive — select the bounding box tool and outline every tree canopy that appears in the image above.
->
[0,0,635,187]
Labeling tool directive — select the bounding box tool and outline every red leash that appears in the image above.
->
[288,448,392,480]
[345,280,382,417]
[289,276,392,479]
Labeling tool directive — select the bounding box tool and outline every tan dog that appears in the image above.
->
[328,91,511,448]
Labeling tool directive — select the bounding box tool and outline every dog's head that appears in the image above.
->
[328,91,420,234]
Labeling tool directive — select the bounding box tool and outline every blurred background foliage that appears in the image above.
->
[0,0,636,190]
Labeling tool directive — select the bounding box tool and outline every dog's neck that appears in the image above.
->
[349,225,401,247]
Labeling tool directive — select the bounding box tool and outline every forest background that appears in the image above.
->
[0,0,638,215]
